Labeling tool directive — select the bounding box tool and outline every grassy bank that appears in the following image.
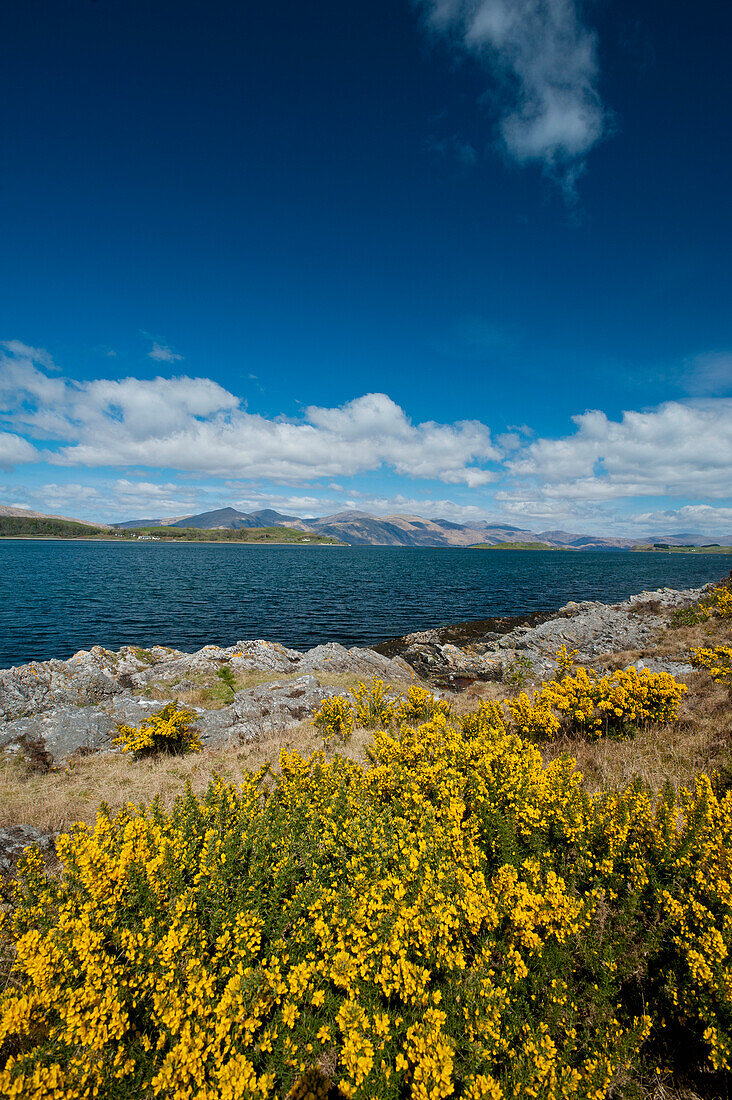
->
[632,544,732,553]
[0,514,342,544]
[471,541,573,550]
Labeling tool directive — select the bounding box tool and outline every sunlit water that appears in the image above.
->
[1,540,731,668]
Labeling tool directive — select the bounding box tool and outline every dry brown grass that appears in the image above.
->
[650,618,731,660]
[0,720,379,834]
[595,648,646,672]
[592,617,731,673]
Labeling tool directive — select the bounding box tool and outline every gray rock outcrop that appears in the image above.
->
[230,676,337,741]
[0,825,57,875]
[0,583,714,765]
[0,638,417,764]
[375,585,709,687]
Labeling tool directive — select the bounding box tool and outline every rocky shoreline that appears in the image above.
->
[0,580,720,877]
[0,581,711,772]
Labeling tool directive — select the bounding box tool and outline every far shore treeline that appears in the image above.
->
[120,525,339,543]
[0,516,109,538]
[0,515,339,543]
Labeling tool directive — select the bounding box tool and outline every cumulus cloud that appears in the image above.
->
[418,0,607,189]
[509,400,732,500]
[0,344,499,487]
[0,432,38,470]
[629,505,732,534]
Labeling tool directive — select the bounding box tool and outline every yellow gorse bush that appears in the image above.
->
[554,644,578,678]
[673,574,732,626]
[311,696,354,745]
[691,645,732,690]
[316,664,686,749]
[537,664,687,740]
[705,578,732,620]
[3,710,732,1098]
[113,703,203,758]
[313,680,452,744]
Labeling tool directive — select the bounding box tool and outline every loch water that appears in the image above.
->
[1,540,731,669]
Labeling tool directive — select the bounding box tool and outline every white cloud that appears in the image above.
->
[0,344,500,487]
[332,494,498,524]
[30,483,105,509]
[418,0,607,188]
[0,341,56,370]
[16,479,206,522]
[630,505,732,534]
[509,400,732,500]
[0,432,38,470]
[148,341,183,363]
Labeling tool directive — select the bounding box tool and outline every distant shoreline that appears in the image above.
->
[0,536,343,546]
[1,536,732,553]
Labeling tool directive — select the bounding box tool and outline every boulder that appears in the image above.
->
[0,696,239,763]
[125,639,301,690]
[0,649,123,724]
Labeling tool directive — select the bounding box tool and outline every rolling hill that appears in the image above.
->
[9,502,731,550]
[113,505,732,549]
[0,504,110,528]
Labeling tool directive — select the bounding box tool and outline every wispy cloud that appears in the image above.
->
[148,341,183,363]
[1,341,56,371]
[417,0,608,191]
[684,352,732,396]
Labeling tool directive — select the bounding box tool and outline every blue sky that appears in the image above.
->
[1,0,731,534]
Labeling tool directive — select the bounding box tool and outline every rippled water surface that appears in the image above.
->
[1,540,731,668]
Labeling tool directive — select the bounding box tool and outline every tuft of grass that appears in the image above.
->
[502,653,535,691]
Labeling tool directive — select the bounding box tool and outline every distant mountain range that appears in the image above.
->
[112,505,732,549]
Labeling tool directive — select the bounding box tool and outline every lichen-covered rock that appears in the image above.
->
[124,640,302,691]
[0,649,123,724]
[376,585,709,687]
[296,642,416,682]
[230,676,336,741]
[0,696,244,763]
[0,638,416,762]
[0,825,56,875]
[499,587,707,661]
